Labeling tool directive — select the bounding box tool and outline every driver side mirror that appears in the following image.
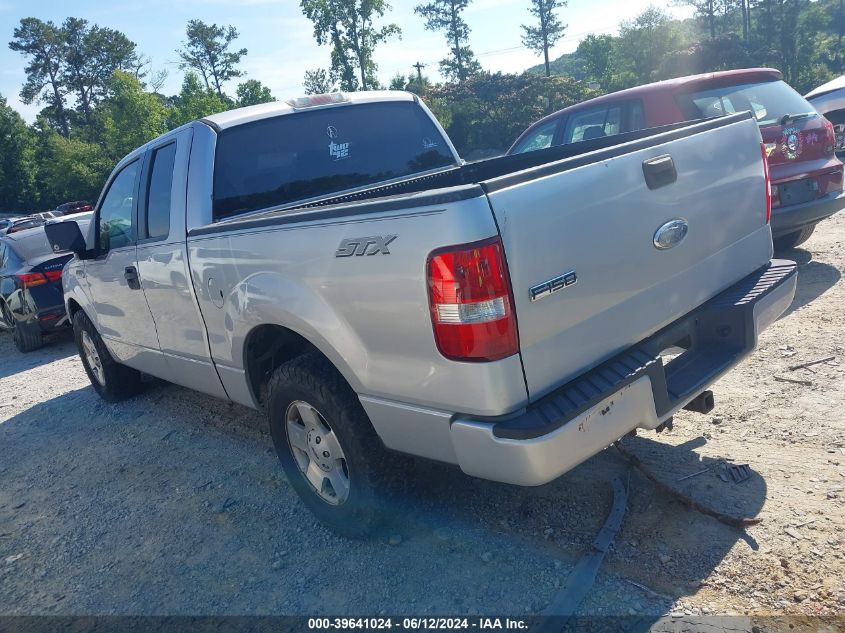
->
[45,220,88,258]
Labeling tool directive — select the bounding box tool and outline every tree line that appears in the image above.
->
[2,0,845,213]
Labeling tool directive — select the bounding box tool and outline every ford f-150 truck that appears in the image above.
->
[45,91,797,534]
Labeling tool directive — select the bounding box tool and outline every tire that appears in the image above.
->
[267,352,398,537]
[773,224,815,251]
[2,303,42,353]
[73,310,143,402]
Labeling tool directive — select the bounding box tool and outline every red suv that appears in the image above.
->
[509,68,844,250]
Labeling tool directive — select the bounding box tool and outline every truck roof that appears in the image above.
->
[203,90,417,131]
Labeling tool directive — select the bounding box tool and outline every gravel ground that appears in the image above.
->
[0,214,843,622]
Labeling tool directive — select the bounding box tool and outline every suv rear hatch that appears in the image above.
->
[676,78,843,209]
[481,113,773,401]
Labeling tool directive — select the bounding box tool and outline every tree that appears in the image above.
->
[678,0,723,39]
[576,34,614,88]
[614,6,683,85]
[236,79,275,106]
[169,72,230,128]
[9,18,70,136]
[0,94,37,211]
[100,71,169,161]
[415,0,481,82]
[303,68,338,94]
[148,69,169,94]
[61,18,142,129]
[300,0,400,91]
[32,117,112,207]
[177,20,247,99]
[522,0,567,77]
[429,72,596,153]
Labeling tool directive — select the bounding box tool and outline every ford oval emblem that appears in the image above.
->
[653,218,688,250]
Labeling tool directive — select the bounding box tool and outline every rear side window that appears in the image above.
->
[212,101,456,220]
[145,142,176,240]
[563,105,623,143]
[677,80,816,127]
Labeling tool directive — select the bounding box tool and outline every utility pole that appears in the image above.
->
[412,61,426,84]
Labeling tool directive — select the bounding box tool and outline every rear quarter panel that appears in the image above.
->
[186,191,529,416]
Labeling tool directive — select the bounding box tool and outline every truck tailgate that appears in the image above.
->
[483,113,774,401]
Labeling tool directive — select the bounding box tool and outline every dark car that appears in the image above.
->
[509,68,845,250]
[55,201,93,216]
[0,225,76,352]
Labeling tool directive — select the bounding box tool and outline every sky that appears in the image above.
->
[0,0,694,123]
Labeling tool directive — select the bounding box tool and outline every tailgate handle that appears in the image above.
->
[643,155,677,190]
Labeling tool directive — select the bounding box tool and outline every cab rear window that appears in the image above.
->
[677,80,816,127]
[212,101,456,220]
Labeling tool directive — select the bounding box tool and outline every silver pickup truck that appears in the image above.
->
[46,91,797,534]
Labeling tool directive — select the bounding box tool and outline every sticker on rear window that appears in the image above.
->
[781,126,803,160]
[329,141,350,160]
[326,124,350,160]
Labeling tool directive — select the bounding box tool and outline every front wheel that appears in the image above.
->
[773,224,816,251]
[73,310,143,402]
[267,353,398,536]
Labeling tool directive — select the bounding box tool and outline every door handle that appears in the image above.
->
[124,266,141,290]
[643,155,677,190]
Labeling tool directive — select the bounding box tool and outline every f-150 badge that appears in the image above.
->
[335,235,397,257]
[529,270,577,302]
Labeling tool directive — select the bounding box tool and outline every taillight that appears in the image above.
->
[823,117,836,155]
[761,142,772,224]
[427,237,519,362]
[44,270,62,283]
[17,273,48,288]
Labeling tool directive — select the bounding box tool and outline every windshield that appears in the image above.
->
[213,101,456,220]
[677,80,816,127]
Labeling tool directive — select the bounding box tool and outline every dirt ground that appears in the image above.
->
[0,214,843,623]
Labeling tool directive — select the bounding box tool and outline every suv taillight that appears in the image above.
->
[761,142,772,224]
[427,237,519,362]
[823,117,836,155]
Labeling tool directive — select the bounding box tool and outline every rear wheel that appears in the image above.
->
[773,224,816,251]
[73,310,143,402]
[267,353,398,536]
[2,303,42,353]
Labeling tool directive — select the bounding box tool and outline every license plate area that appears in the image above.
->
[778,178,818,206]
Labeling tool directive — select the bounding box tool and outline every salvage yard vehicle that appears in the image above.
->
[0,217,91,352]
[46,91,797,534]
[54,200,93,216]
[806,75,845,159]
[509,68,845,251]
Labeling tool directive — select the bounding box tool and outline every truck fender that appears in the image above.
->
[224,271,369,395]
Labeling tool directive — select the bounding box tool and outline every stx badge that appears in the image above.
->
[335,235,397,257]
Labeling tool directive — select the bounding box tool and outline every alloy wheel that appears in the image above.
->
[285,400,351,505]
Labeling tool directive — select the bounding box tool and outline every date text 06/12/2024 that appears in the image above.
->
[307,618,529,630]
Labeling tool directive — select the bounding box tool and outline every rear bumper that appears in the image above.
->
[771,189,845,237]
[449,259,797,486]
